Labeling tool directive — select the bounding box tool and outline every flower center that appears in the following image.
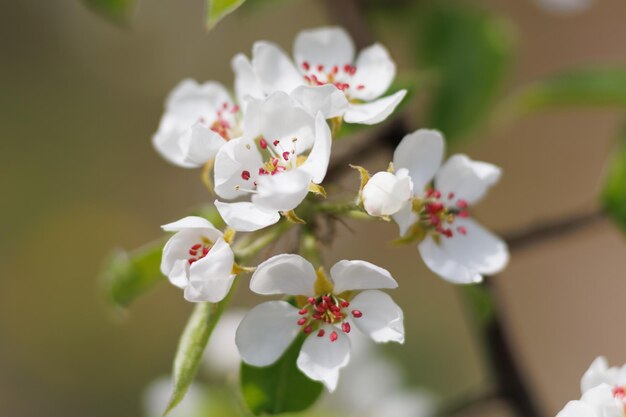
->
[295,293,363,342]
[414,188,470,239]
[237,136,298,191]
[187,237,213,265]
[199,102,241,141]
[300,61,365,97]
[612,386,626,415]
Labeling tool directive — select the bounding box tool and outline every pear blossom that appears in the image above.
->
[160,216,235,303]
[390,129,509,284]
[556,357,626,417]
[233,26,407,125]
[362,169,413,217]
[235,254,404,392]
[214,92,332,232]
[152,79,242,168]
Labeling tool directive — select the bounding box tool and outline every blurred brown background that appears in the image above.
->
[2,0,626,416]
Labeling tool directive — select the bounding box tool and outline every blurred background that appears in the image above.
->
[2,0,626,416]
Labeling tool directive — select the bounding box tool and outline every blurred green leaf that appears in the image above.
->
[165,302,224,416]
[82,0,136,24]
[508,67,626,114]
[417,2,514,142]
[102,240,164,308]
[602,124,626,231]
[240,334,324,415]
[206,0,246,30]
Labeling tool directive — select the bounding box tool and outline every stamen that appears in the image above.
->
[457,226,467,235]
[317,329,325,337]
[351,310,363,318]
[297,318,307,326]
[341,322,351,333]
[259,138,268,149]
[457,199,468,209]
[241,170,250,181]
[302,61,310,71]
[298,308,308,315]
[329,331,338,342]
[303,325,312,334]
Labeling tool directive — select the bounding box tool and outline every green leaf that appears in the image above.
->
[507,67,626,114]
[602,124,626,231]
[101,240,165,308]
[82,0,136,24]
[417,2,514,142]
[165,302,224,416]
[240,334,324,415]
[205,0,246,30]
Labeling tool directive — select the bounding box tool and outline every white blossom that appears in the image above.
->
[160,216,235,303]
[390,129,509,284]
[362,169,413,217]
[235,254,404,392]
[213,92,331,232]
[152,79,242,168]
[233,26,407,125]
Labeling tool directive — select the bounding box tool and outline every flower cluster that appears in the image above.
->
[152,27,508,398]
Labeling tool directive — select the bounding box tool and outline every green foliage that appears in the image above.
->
[508,67,626,114]
[417,2,514,143]
[165,302,225,416]
[240,334,324,415]
[206,0,246,30]
[102,240,164,308]
[602,124,626,231]
[82,0,136,24]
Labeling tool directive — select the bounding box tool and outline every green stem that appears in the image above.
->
[299,227,322,266]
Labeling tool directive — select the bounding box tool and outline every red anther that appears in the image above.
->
[448,192,455,200]
[457,226,467,235]
[307,297,316,305]
[457,199,468,209]
[273,139,280,146]
[191,243,202,250]
[253,181,257,187]
[329,331,338,342]
[298,308,308,315]
[258,168,268,175]
[425,188,434,198]
[303,325,312,334]
[241,170,251,180]
[188,259,197,265]
[311,74,319,83]
[332,310,342,318]
[427,202,444,213]
[202,247,209,255]
[342,322,351,333]
[433,190,441,199]
[188,250,197,256]
[322,295,331,303]
[259,138,268,149]
[443,229,453,238]
[343,64,351,73]
[613,387,626,399]
[271,157,279,167]
[340,301,350,308]
[356,84,365,90]
[458,210,470,218]
[317,64,324,72]
[302,61,310,71]
[330,305,340,313]
[312,313,322,320]
[332,65,339,74]
[222,102,228,109]
[317,329,325,337]
[316,304,327,313]
[231,105,239,113]
[351,310,363,318]
[297,317,307,326]
[429,214,440,226]
[282,151,290,161]
[303,75,311,83]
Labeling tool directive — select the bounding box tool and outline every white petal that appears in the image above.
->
[213,136,263,200]
[166,259,188,289]
[343,89,407,125]
[391,201,418,237]
[296,324,351,392]
[581,357,617,394]
[252,41,303,94]
[299,112,332,184]
[214,200,280,232]
[152,114,196,168]
[362,170,413,217]
[243,92,316,153]
[393,129,445,193]
[581,384,618,417]
[290,85,349,119]
[330,260,398,293]
[231,53,265,110]
[556,401,598,417]
[161,216,220,233]
[166,79,232,113]
[418,218,510,284]
[236,301,301,366]
[350,43,396,101]
[249,254,316,296]
[180,124,226,166]
[252,169,312,212]
[293,27,355,69]
[434,154,502,205]
[184,238,236,303]
[349,290,404,343]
